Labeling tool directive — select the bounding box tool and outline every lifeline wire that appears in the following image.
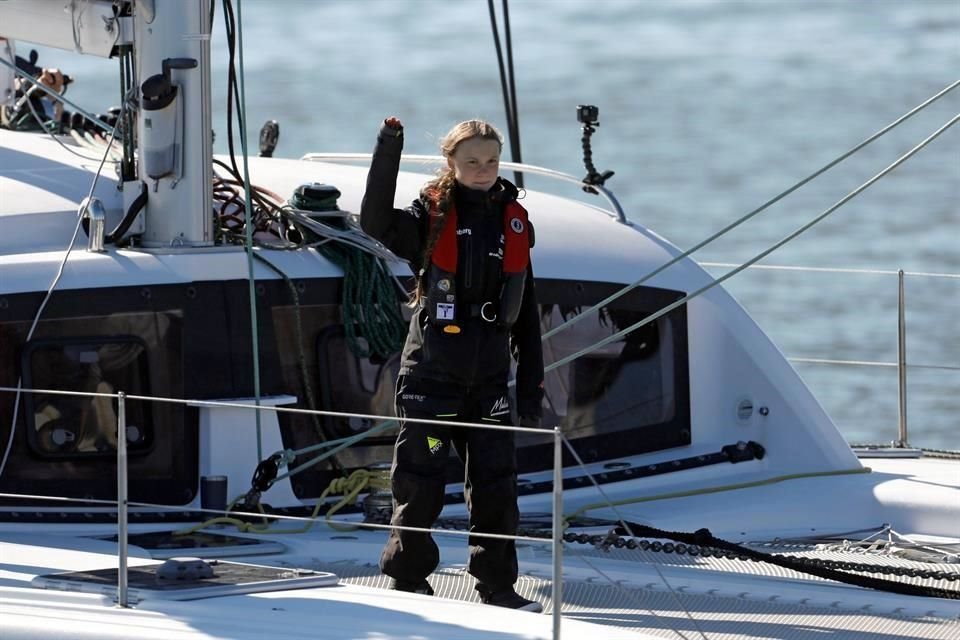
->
[541,78,960,343]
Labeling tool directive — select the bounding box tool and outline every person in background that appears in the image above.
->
[361,117,544,612]
[2,67,69,130]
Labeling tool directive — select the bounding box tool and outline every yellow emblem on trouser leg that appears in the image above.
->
[426,436,443,455]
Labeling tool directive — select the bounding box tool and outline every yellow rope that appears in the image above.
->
[564,466,871,522]
[174,467,392,537]
[318,468,390,532]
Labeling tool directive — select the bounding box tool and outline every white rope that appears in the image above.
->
[0,124,119,481]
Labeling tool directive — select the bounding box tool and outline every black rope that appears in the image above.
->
[431,515,960,600]
[502,0,523,179]
[611,520,960,600]
[486,0,524,188]
[221,0,244,180]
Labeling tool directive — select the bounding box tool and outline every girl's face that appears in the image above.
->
[447,137,501,191]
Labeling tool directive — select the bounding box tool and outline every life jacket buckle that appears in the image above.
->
[480,301,497,323]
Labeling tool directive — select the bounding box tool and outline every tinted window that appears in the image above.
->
[514,280,691,468]
[22,337,153,457]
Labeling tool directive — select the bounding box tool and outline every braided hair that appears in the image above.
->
[411,119,504,306]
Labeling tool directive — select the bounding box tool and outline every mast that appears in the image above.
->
[134,0,213,247]
[0,0,214,248]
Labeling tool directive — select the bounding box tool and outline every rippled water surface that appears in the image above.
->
[29,0,959,447]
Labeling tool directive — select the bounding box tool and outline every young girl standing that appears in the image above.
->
[361,117,544,611]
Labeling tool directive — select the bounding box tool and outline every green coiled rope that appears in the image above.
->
[289,190,407,359]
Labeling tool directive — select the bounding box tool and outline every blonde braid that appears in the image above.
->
[412,119,504,307]
[411,169,456,306]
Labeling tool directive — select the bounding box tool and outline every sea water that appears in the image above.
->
[25,0,959,448]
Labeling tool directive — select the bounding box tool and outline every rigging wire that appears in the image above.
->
[0,26,125,480]
[541,78,960,343]
[0,123,119,481]
[487,0,524,187]
[1,10,953,620]
[0,54,120,162]
[22,91,118,162]
[223,0,265,461]
[267,107,960,486]
[234,87,960,497]
[547,111,960,372]
[557,435,709,640]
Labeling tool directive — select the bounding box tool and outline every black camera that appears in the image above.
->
[576,104,599,125]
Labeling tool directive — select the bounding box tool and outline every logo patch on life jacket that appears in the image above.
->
[510,217,524,234]
[426,436,443,455]
[436,303,455,320]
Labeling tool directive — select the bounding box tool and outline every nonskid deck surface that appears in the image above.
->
[282,523,960,640]
[321,560,960,640]
[3,524,959,640]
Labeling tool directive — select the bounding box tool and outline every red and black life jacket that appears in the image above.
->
[423,199,530,331]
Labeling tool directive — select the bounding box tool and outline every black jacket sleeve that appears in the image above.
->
[511,263,545,421]
[359,122,428,265]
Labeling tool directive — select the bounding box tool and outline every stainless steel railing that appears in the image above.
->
[0,386,568,636]
[300,152,628,224]
[701,262,960,448]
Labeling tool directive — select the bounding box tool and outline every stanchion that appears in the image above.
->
[896,270,909,447]
[117,391,129,607]
[551,427,563,638]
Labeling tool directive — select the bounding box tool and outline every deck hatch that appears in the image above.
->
[92,530,287,559]
[32,560,337,601]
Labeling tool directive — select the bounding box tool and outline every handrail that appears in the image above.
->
[699,261,959,448]
[699,261,960,280]
[300,152,627,223]
[786,357,960,372]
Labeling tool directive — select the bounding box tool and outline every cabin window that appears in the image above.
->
[539,306,674,437]
[270,279,688,491]
[271,303,402,497]
[0,302,192,506]
[21,337,153,457]
[514,280,691,467]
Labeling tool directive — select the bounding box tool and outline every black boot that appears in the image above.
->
[476,584,542,612]
[390,578,435,596]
